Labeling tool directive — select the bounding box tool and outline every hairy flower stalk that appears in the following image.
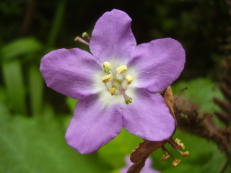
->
[169,2,231,172]
[40,9,185,156]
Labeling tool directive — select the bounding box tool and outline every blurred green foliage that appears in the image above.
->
[0,112,110,173]
[173,78,224,113]
[1,37,43,115]
[0,0,230,172]
[1,37,42,60]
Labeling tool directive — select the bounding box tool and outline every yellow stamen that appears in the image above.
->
[160,153,171,160]
[180,151,190,157]
[103,62,111,73]
[108,88,116,95]
[175,138,185,150]
[175,138,181,143]
[116,65,127,74]
[179,143,185,150]
[125,75,133,84]
[81,32,88,38]
[172,159,181,167]
[102,74,112,83]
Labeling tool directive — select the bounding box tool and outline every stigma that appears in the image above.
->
[101,62,134,104]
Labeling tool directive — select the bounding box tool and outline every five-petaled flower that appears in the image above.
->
[121,157,159,173]
[40,9,185,154]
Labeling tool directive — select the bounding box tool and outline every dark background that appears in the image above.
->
[1,0,230,78]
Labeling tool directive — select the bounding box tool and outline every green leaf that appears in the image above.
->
[2,61,26,114]
[0,113,110,173]
[66,97,77,111]
[98,129,142,169]
[0,87,10,115]
[29,66,44,116]
[1,37,42,61]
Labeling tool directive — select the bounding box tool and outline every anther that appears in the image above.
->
[160,153,171,160]
[116,65,127,74]
[108,88,116,95]
[161,146,172,161]
[172,159,181,167]
[180,151,190,157]
[161,139,188,167]
[102,74,112,83]
[103,62,111,73]
[179,143,185,150]
[81,32,91,40]
[175,138,181,143]
[125,75,133,84]
[175,138,185,150]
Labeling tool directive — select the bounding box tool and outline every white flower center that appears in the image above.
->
[101,61,134,104]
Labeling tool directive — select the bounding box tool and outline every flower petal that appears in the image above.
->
[40,48,100,100]
[122,89,175,141]
[129,38,185,92]
[65,95,123,154]
[89,9,136,62]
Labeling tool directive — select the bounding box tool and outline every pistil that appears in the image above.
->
[108,87,116,95]
[119,87,132,104]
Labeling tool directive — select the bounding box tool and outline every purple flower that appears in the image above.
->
[40,9,185,154]
[121,157,160,173]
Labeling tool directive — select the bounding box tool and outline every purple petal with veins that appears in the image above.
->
[40,9,185,154]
